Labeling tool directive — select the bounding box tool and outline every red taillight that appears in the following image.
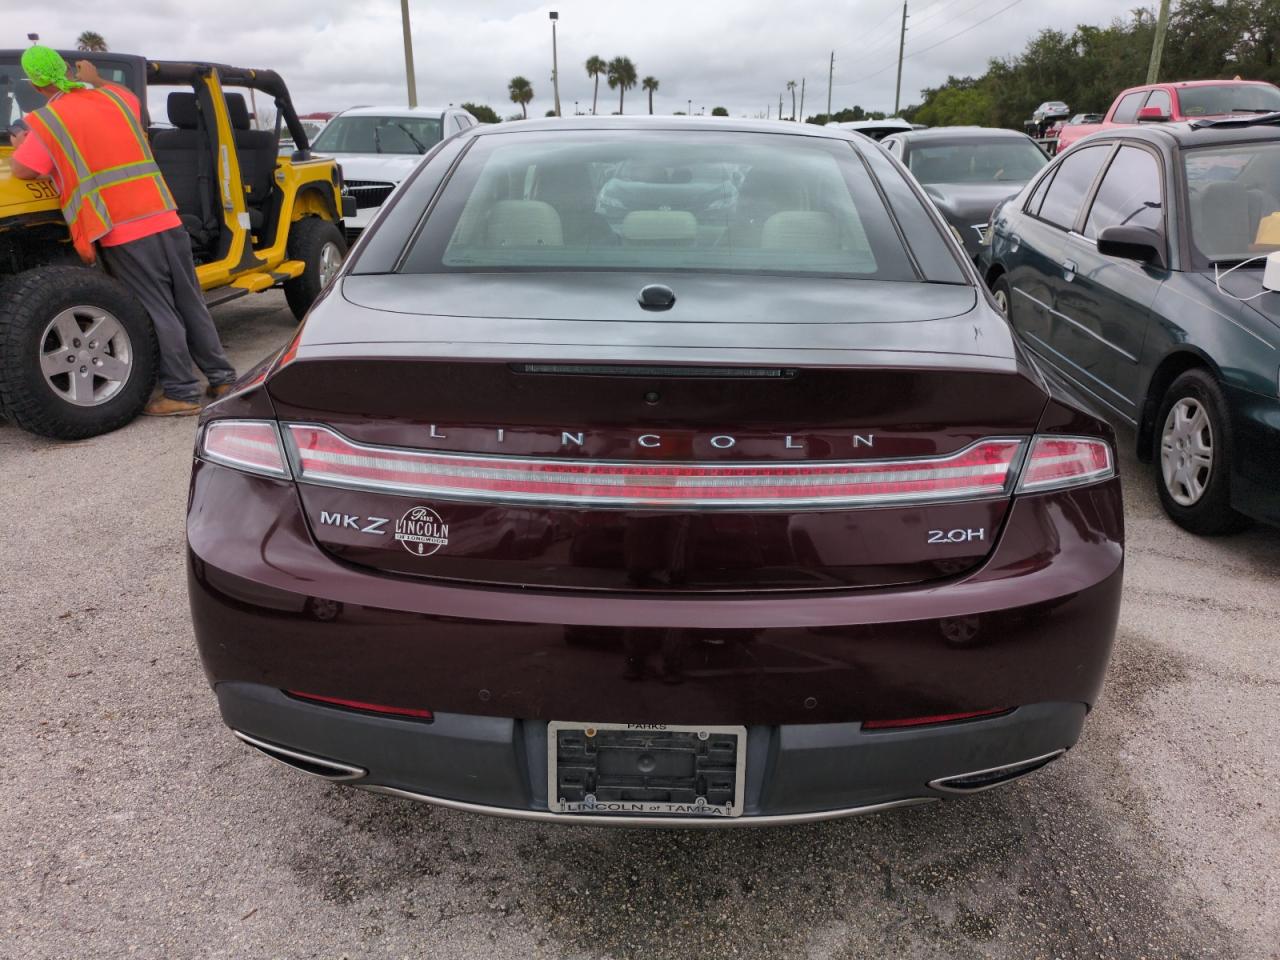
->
[862,708,1010,730]
[200,420,290,478]
[286,424,1023,509]
[1016,436,1114,493]
[286,690,433,721]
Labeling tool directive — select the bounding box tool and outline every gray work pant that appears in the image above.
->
[99,227,237,402]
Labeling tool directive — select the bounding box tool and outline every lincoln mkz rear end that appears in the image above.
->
[187,118,1124,826]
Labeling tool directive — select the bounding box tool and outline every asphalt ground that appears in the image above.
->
[2,291,1277,959]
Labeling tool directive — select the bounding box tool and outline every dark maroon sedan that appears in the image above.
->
[187,117,1123,825]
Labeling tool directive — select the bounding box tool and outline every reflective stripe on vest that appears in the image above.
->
[29,88,176,251]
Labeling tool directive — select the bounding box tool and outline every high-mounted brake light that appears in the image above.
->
[1016,436,1114,493]
[285,425,1024,509]
[199,420,291,478]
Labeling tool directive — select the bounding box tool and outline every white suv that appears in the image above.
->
[312,105,478,238]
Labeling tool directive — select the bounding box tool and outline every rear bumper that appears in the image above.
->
[218,682,1085,824]
[188,461,1122,820]
[1227,385,1280,525]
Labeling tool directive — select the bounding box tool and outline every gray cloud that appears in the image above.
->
[17,0,1137,119]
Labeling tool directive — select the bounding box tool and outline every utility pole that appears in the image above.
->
[400,0,418,108]
[893,0,908,116]
[798,77,805,122]
[550,11,562,117]
[779,92,783,119]
[826,51,834,121]
[1146,0,1172,84]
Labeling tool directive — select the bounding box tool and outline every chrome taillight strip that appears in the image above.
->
[283,424,1025,510]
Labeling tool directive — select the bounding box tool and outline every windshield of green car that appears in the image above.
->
[1185,141,1280,264]
[1178,84,1280,117]
[311,115,442,155]
[907,140,1047,184]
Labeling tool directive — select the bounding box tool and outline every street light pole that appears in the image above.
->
[550,11,562,117]
[826,51,834,121]
[400,0,418,108]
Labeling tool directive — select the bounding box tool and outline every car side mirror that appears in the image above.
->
[1097,224,1167,269]
[1137,106,1170,122]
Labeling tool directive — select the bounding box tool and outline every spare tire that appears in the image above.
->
[0,265,157,440]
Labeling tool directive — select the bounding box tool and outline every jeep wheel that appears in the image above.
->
[0,265,157,440]
[284,217,347,321]
[1154,369,1249,536]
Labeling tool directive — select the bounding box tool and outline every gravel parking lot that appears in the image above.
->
[2,291,1277,960]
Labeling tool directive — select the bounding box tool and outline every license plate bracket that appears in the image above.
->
[547,721,747,818]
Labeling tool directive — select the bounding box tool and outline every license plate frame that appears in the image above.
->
[547,721,747,818]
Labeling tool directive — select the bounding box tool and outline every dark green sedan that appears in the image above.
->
[980,117,1280,534]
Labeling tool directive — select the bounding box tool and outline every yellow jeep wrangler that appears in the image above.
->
[0,51,355,439]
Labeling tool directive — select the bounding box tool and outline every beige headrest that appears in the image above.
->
[486,200,564,246]
[761,211,840,251]
[620,210,698,244]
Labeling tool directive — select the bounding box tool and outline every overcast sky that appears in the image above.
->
[18,0,1141,119]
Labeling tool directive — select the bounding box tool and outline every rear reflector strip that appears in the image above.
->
[286,690,433,720]
[862,708,1011,730]
[285,424,1023,509]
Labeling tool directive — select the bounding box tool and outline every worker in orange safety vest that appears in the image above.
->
[12,46,236,417]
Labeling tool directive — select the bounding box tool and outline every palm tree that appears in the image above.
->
[607,57,638,115]
[508,76,533,119]
[787,80,797,121]
[642,76,659,115]
[76,31,108,52]
[585,55,607,116]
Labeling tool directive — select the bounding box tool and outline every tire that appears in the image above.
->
[990,275,1012,318]
[283,217,347,321]
[0,265,157,440]
[1153,369,1249,536]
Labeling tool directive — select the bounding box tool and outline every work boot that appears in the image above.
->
[143,395,202,417]
[206,383,235,400]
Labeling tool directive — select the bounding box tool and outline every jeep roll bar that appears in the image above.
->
[146,60,313,155]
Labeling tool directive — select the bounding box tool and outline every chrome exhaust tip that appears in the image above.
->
[929,748,1065,795]
[232,730,367,783]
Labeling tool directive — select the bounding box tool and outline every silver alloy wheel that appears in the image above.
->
[992,287,1009,315]
[318,241,342,287]
[1160,397,1214,506]
[39,305,133,407]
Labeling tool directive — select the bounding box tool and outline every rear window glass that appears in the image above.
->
[1178,83,1280,117]
[400,131,920,280]
[907,140,1046,184]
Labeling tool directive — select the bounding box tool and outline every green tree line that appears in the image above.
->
[898,0,1280,129]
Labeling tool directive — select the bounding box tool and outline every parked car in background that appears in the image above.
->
[1055,79,1280,153]
[188,116,1124,826]
[981,115,1280,533]
[311,105,479,239]
[1026,101,1070,139]
[882,127,1048,259]
[831,117,918,140]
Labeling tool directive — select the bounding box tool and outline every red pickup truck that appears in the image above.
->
[1055,79,1280,153]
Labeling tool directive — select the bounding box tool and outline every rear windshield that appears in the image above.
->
[400,130,920,280]
[1178,84,1280,117]
[312,115,442,155]
[907,140,1047,184]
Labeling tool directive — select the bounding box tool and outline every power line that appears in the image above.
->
[909,0,1028,57]
[834,0,1027,88]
